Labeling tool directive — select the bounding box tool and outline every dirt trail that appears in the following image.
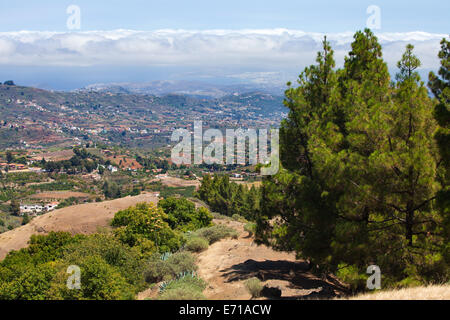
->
[196,219,347,300]
[0,193,158,260]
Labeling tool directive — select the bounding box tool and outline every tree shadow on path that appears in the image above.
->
[220,259,348,299]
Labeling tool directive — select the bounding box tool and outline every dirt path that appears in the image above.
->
[0,193,158,260]
[196,219,347,300]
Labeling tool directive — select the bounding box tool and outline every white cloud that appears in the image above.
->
[0,29,446,70]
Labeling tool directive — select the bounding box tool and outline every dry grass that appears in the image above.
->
[341,284,450,300]
[0,193,158,260]
[30,149,74,162]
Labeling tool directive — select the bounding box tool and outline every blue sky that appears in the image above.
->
[0,0,448,33]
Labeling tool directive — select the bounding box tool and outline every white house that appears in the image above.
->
[20,204,43,214]
[20,201,59,215]
[45,202,59,211]
[107,165,118,173]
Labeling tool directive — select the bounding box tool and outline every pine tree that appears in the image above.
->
[259,36,343,272]
[428,38,450,266]
[22,213,30,225]
[10,199,20,216]
[257,32,447,289]
[6,151,13,164]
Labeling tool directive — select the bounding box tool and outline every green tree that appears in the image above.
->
[103,180,121,199]
[6,151,13,164]
[111,202,182,252]
[22,213,30,225]
[0,263,57,300]
[428,38,450,266]
[197,174,261,220]
[158,197,213,232]
[0,232,145,300]
[10,199,20,216]
[257,32,447,289]
[0,169,4,189]
[47,256,134,300]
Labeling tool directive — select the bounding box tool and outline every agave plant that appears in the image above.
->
[159,271,199,292]
[160,252,172,261]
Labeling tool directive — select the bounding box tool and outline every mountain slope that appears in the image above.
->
[0,193,158,260]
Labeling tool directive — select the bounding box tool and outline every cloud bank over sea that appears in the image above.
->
[0,29,446,89]
[0,29,445,68]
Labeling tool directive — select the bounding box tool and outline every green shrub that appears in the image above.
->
[166,252,197,275]
[111,202,182,252]
[335,264,367,292]
[62,233,147,291]
[244,277,263,298]
[157,287,206,300]
[71,255,135,300]
[193,225,239,244]
[244,223,256,237]
[158,197,213,232]
[211,212,230,220]
[144,257,173,283]
[144,251,197,283]
[162,273,207,293]
[160,186,196,199]
[232,214,247,223]
[0,232,140,300]
[184,237,209,252]
[22,213,30,225]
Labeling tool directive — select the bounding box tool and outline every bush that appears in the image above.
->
[162,274,207,292]
[211,212,230,220]
[157,287,206,300]
[244,223,256,237]
[335,264,367,292]
[245,277,263,298]
[111,202,182,252]
[62,233,147,291]
[231,214,247,223]
[21,213,30,225]
[158,197,213,232]
[192,225,239,244]
[0,232,140,300]
[166,252,197,275]
[184,237,209,253]
[160,186,196,199]
[144,258,173,283]
[70,255,135,300]
[144,252,197,283]
[158,273,207,300]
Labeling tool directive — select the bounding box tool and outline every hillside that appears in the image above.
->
[0,192,158,260]
[82,80,285,98]
[0,84,285,149]
[1,196,446,301]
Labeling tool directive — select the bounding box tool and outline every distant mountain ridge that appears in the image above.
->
[80,80,285,99]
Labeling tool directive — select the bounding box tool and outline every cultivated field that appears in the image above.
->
[30,149,75,162]
[155,174,201,188]
[28,191,92,200]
